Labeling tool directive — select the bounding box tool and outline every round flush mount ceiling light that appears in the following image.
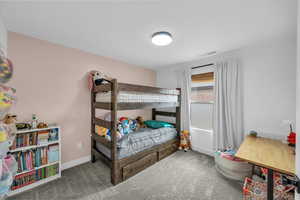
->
[151,31,173,46]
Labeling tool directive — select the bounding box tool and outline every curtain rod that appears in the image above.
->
[191,63,214,69]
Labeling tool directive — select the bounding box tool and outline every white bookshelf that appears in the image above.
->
[7,126,61,197]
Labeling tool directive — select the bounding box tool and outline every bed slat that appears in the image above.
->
[94,102,179,110]
[94,117,112,129]
[91,133,111,148]
[94,102,112,110]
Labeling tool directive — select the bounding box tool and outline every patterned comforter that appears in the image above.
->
[96,127,178,159]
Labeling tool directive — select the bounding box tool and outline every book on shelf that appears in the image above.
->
[11,132,37,149]
[10,130,58,150]
[11,163,59,191]
[37,131,49,145]
[48,144,59,163]
[49,128,59,142]
[13,147,49,173]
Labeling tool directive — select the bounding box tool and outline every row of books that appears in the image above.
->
[11,164,59,191]
[13,147,49,173]
[10,130,58,150]
[12,132,38,149]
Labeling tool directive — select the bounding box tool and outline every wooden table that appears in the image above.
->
[236,135,295,200]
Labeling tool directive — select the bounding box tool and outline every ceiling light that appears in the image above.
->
[151,32,173,46]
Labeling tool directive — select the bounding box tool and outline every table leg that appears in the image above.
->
[267,169,274,200]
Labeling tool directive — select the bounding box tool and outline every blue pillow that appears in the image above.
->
[144,120,174,129]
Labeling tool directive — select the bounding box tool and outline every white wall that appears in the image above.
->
[0,16,7,55]
[157,36,297,155]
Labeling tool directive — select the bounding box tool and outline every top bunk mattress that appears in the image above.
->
[96,91,178,103]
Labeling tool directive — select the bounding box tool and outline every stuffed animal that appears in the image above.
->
[179,130,191,152]
[129,119,137,131]
[37,122,48,129]
[88,70,113,90]
[3,114,17,145]
[136,116,146,129]
[16,123,31,130]
[95,125,110,137]
[121,120,130,135]
[3,114,16,125]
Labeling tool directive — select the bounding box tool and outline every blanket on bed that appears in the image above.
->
[96,127,178,159]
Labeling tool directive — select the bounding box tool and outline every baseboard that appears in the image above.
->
[61,155,91,170]
[192,145,214,157]
[295,192,300,200]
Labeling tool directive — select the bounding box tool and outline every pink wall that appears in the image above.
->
[8,32,156,164]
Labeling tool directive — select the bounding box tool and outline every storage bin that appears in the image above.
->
[214,153,252,181]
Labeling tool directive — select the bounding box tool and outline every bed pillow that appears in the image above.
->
[144,120,174,129]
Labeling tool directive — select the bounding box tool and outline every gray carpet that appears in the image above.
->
[7,151,242,200]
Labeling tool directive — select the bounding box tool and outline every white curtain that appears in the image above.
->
[176,68,191,132]
[213,60,243,150]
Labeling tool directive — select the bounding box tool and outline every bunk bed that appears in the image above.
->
[90,79,181,185]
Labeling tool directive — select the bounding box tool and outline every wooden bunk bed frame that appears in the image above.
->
[90,79,181,185]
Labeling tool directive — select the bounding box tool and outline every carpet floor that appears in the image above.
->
[7,151,242,200]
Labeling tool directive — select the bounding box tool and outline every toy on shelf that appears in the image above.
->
[3,114,17,146]
[178,130,191,152]
[37,122,48,129]
[88,70,113,90]
[15,123,31,130]
[31,114,38,129]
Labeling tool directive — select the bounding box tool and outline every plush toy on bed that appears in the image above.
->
[179,130,191,152]
[136,116,146,129]
[120,119,131,135]
[88,70,113,90]
[117,117,138,135]
[95,125,122,140]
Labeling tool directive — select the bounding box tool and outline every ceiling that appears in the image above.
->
[0,0,297,69]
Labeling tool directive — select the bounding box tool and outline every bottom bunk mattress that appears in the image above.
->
[96,127,178,159]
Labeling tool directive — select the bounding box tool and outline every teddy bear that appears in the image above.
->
[136,116,146,129]
[178,130,191,152]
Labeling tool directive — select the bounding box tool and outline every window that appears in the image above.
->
[191,86,214,103]
[190,71,214,130]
